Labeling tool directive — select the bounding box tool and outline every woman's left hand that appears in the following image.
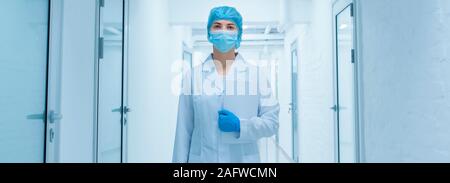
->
[218,109,240,132]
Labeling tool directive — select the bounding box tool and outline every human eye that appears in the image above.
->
[212,24,222,31]
[227,25,236,31]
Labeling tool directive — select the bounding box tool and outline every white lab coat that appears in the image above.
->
[172,54,280,163]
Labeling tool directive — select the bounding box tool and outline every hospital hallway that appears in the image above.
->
[0,0,449,163]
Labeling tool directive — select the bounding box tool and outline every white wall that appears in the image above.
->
[357,0,450,162]
[58,0,97,163]
[282,0,335,163]
[287,0,312,24]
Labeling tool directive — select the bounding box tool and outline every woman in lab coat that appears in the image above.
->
[172,6,280,163]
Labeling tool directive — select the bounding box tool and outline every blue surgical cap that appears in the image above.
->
[207,6,243,49]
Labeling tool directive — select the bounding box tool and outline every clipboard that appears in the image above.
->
[220,95,259,144]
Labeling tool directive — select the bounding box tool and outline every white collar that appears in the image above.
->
[202,53,248,73]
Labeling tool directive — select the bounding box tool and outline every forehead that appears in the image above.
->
[213,20,236,26]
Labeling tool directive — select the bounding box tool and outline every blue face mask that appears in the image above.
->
[208,30,238,53]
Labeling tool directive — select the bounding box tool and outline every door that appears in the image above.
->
[182,43,193,69]
[290,41,300,163]
[0,0,50,162]
[96,0,127,163]
[333,0,358,163]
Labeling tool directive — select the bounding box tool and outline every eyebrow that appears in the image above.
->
[213,22,236,26]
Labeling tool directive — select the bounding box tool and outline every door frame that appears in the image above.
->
[332,0,363,163]
[121,0,130,163]
[45,0,64,163]
[93,0,101,163]
[182,42,193,69]
[290,40,300,163]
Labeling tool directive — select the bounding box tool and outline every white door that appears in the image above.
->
[0,0,50,162]
[333,0,359,163]
[96,0,127,163]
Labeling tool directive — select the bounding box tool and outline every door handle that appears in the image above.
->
[288,103,293,114]
[48,111,63,124]
[112,106,131,114]
[330,105,338,112]
[123,106,131,114]
[330,105,347,112]
[112,107,122,113]
[27,113,45,120]
[27,111,62,123]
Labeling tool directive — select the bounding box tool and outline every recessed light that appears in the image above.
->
[339,24,348,30]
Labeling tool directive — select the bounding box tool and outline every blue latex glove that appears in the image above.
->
[218,109,240,132]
